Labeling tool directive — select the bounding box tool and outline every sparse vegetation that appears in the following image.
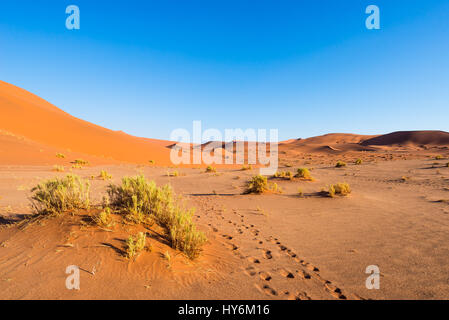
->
[241,164,252,171]
[295,168,313,180]
[73,159,89,166]
[325,183,351,198]
[336,161,347,168]
[298,188,303,197]
[273,171,294,180]
[205,166,216,173]
[53,165,65,172]
[245,175,268,194]
[148,160,155,165]
[435,155,443,160]
[107,175,206,259]
[93,207,114,228]
[167,170,179,177]
[56,153,65,159]
[126,232,147,260]
[99,170,112,180]
[355,159,363,165]
[30,174,90,216]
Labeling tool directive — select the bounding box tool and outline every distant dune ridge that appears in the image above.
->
[0,80,448,165]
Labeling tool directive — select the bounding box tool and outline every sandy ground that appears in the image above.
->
[1,154,448,300]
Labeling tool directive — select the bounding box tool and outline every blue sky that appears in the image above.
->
[0,0,448,141]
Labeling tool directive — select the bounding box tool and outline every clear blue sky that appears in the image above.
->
[1,0,448,141]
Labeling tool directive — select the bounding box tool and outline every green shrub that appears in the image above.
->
[73,159,89,166]
[56,153,65,159]
[326,183,351,198]
[295,168,313,180]
[93,207,114,228]
[205,166,216,173]
[30,174,90,215]
[245,175,269,194]
[435,155,443,160]
[355,159,363,165]
[336,161,347,168]
[126,232,146,260]
[53,165,65,172]
[273,171,294,180]
[99,170,112,180]
[167,170,179,177]
[148,160,155,165]
[241,164,252,171]
[107,175,206,259]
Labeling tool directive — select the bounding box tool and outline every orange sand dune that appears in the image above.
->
[361,130,449,147]
[0,81,172,165]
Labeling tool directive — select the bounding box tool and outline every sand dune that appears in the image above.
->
[361,131,449,147]
[0,81,172,165]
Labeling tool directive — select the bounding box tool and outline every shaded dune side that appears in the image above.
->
[0,81,172,165]
[361,131,449,147]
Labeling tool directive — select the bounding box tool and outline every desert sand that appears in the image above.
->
[1,82,449,300]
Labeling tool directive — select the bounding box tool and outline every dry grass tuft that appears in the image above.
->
[336,161,347,168]
[126,232,147,260]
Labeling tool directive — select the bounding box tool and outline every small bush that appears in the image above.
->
[93,207,114,228]
[205,166,216,173]
[73,159,89,166]
[326,183,351,197]
[295,168,313,180]
[107,175,206,259]
[245,175,269,194]
[30,174,90,215]
[298,188,303,197]
[435,155,443,160]
[336,161,347,168]
[167,170,179,177]
[53,165,65,172]
[274,171,294,180]
[148,160,155,165]
[99,170,112,180]
[126,232,146,260]
[56,153,65,159]
[355,159,363,165]
[241,164,252,171]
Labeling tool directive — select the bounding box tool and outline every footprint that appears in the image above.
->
[225,243,239,251]
[263,250,273,259]
[256,284,278,296]
[248,257,261,264]
[222,235,233,240]
[279,269,295,279]
[296,269,311,279]
[245,266,257,276]
[278,245,287,251]
[325,282,347,300]
[259,271,272,281]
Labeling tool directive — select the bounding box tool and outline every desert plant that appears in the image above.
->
[336,161,347,168]
[93,207,114,228]
[56,153,65,159]
[298,188,303,197]
[241,164,252,171]
[274,171,294,180]
[245,175,269,194]
[107,175,206,259]
[99,170,112,180]
[126,232,146,260]
[73,159,89,166]
[30,174,90,215]
[295,168,313,180]
[205,166,216,173]
[167,170,179,177]
[53,165,65,172]
[355,159,363,165]
[435,155,443,160]
[148,160,155,165]
[326,183,351,198]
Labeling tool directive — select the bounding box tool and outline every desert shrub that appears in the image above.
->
[53,165,65,172]
[298,188,303,197]
[241,164,252,171]
[126,232,146,260]
[326,183,351,198]
[295,168,313,180]
[355,159,363,165]
[274,171,294,180]
[56,153,65,159]
[167,170,179,177]
[148,160,155,165]
[107,175,206,259]
[73,159,89,166]
[93,207,114,228]
[99,170,112,180]
[435,155,443,160]
[205,166,216,173]
[336,161,347,168]
[30,174,90,215]
[245,175,268,194]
